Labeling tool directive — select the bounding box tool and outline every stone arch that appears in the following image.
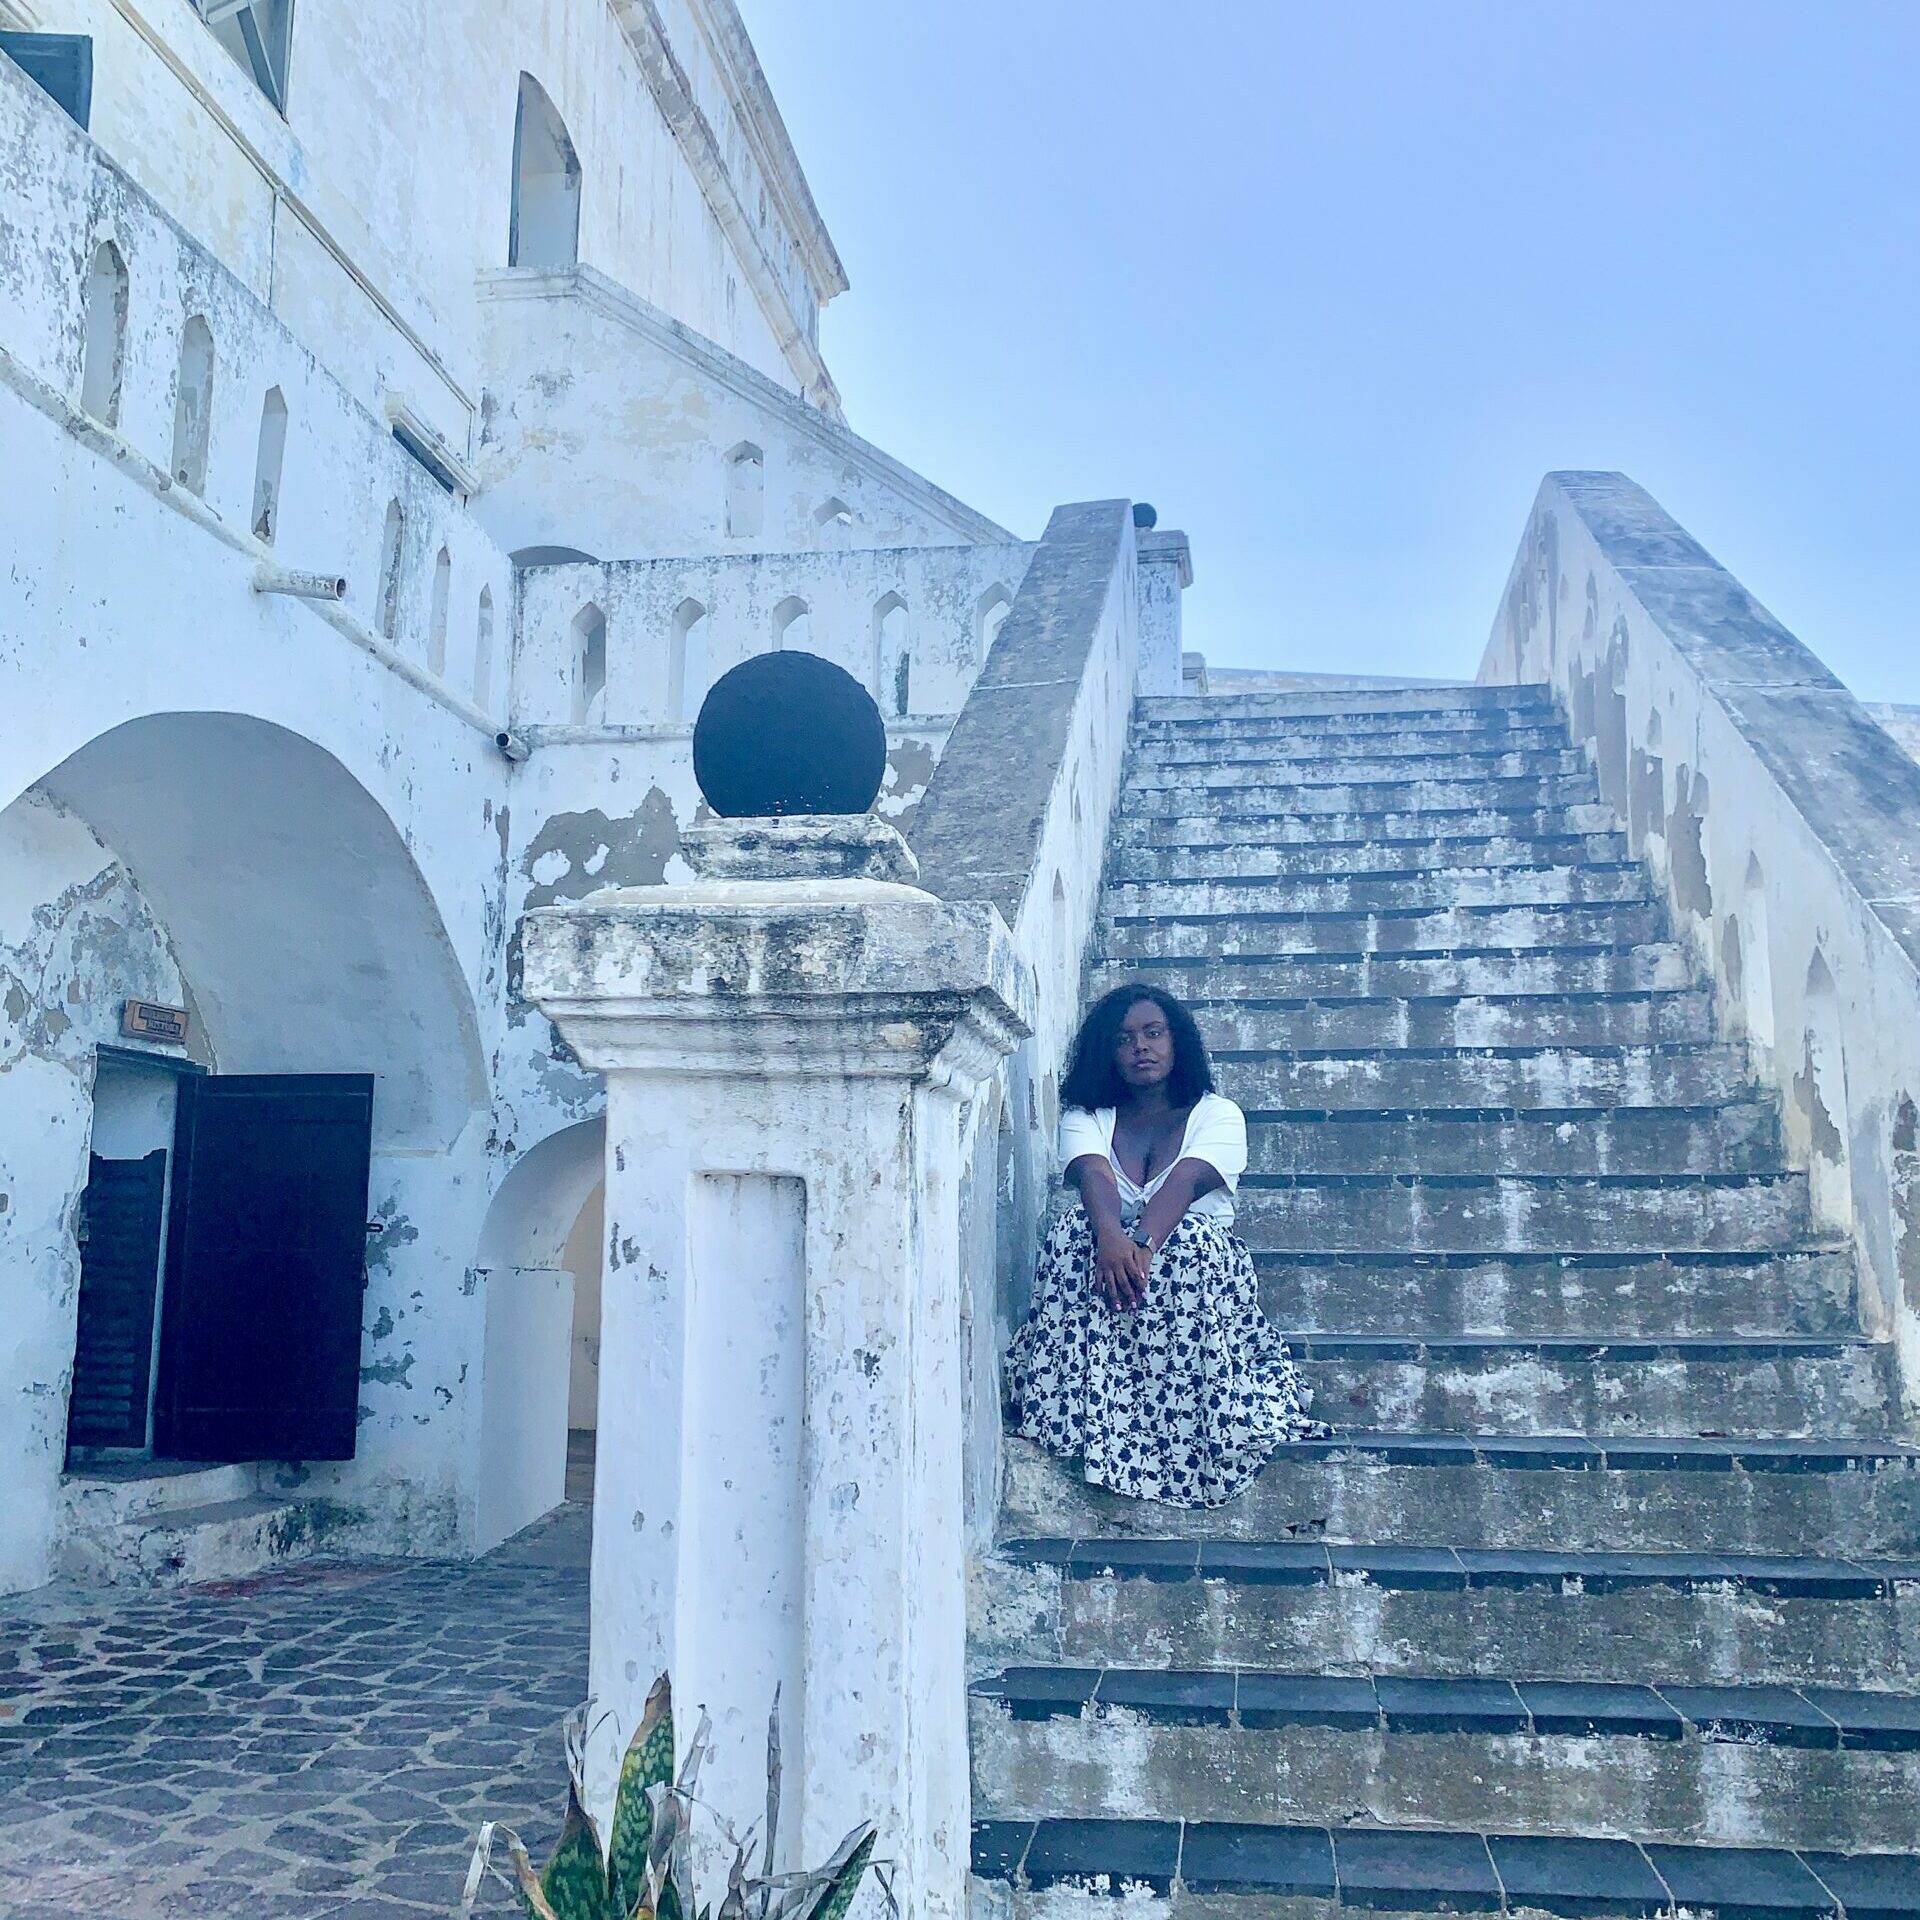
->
[427,547,452,675]
[251,386,288,543]
[727,443,765,540]
[812,497,854,539]
[80,240,129,427]
[474,1117,606,1550]
[572,603,608,723]
[509,74,581,269]
[170,314,215,495]
[771,594,810,652]
[377,499,407,641]
[1796,948,1853,1231]
[670,596,708,722]
[5,712,486,1149]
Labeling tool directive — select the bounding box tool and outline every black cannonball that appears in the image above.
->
[693,650,887,817]
[1132,502,1159,530]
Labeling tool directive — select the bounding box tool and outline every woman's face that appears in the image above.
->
[1115,998,1175,1091]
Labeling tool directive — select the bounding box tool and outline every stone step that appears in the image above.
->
[1121,771,1598,814]
[970,1669,1920,1852]
[970,1816,1918,1918]
[1233,1171,1811,1255]
[51,1491,351,1588]
[1244,1100,1777,1175]
[1216,1043,1753,1113]
[1256,1249,1859,1339]
[976,1539,1920,1689]
[1284,1330,1888,1437]
[1110,831,1630,882]
[990,1819,1920,1919]
[1113,800,1623,848]
[1129,745,1588,784]
[1199,987,1714,1053]
[1104,898,1666,960]
[1140,684,1555,722]
[59,1457,259,1521]
[1133,716,1572,754]
[1000,1431,1920,1558]
[1092,943,1697,1002]
[1106,864,1651,919]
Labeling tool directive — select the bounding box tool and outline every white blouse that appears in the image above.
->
[1058,1092,1248,1229]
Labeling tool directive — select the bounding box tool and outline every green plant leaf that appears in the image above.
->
[610,1676,674,1915]
[543,1782,613,1920]
[803,1828,876,1920]
[658,1874,685,1920]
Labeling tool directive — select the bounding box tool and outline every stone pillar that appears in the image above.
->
[520,816,1030,1920]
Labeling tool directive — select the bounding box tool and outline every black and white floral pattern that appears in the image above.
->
[1005,1201,1326,1509]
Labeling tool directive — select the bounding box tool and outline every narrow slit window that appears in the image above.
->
[427,548,451,674]
[573,604,607,723]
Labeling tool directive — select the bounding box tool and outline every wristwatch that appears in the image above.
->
[1125,1222,1153,1250]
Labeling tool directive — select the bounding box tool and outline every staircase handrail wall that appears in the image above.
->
[911,498,1143,1537]
[1482,471,1920,1403]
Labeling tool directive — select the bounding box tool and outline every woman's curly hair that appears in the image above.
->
[1060,983,1216,1112]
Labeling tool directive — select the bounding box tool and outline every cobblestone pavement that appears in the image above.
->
[0,1506,590,1919]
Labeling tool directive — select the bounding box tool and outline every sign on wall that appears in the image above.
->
[122,1000,189,1046]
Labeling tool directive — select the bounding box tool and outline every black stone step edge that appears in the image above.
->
[1110,861,1649,892]
[1061,1428,1920,1473]
[971,1663,1920,1751]
[1127,746,1590,774]
[1109,902,1657,930]
[1239,1171,1804,1192]
[1278,1332,1871,1360]
[969,1814,1909,1914]
[997,1536,1920,1599]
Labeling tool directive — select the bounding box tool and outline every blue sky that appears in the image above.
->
[742,3,1920,700]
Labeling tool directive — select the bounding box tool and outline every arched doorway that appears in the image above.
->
[0,713,485,1591]
[474,1119,605,1552]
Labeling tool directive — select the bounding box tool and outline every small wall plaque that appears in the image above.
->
[122,999,189,1046]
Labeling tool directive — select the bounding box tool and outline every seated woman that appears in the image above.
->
[1006,983,1324,1508]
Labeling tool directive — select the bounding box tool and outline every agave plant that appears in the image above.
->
[462,1673,886,1920]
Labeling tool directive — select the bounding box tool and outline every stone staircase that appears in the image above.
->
[968,684,1920,1917]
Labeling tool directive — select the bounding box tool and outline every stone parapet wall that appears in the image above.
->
[911,498,1145,1535]
[1482,471,1920,1407]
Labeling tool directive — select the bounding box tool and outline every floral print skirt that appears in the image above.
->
[1006,1202,1326,1509]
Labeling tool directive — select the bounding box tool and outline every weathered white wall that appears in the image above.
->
[474,271,1010,562]
[26,0,841,449]
[516,543,1034,727]
[1483,472,1920,1410]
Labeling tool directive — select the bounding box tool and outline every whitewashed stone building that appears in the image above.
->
[0,0,1188,1607]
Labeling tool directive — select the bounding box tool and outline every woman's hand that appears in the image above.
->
[1093,1226,1152,1311]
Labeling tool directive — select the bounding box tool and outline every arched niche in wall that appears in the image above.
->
[1797,948,1853,1233]
[572,604,608,724]
[669,597,708,722]
[812,497,854,543]
[509,74,581,270]
[1741,854,1777,1065]
[727,443,765,540]
[170,315,215,496]
[770,594,809,653]
[975,583,1013,663]
[377,500,407,641]
[872,591,908,714]
[427,548,452,676]
[252,387,288,543]
[474,586,496,712]
[80,240,129,427]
